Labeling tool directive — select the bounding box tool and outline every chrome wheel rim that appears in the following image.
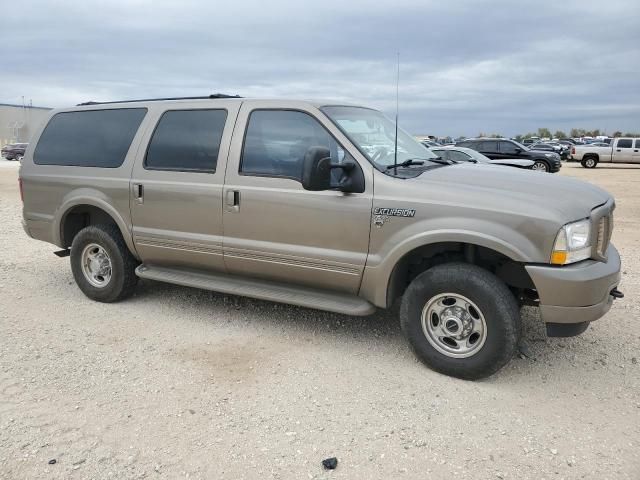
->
[421,293,487,358]
[81,243,112,288]
[585,159,595,168]
[532,162,547,172]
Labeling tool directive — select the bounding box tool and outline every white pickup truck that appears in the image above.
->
[572,138,640,168]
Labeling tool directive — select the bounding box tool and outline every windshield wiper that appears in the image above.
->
[386,158,425,170]
[427,156,456,165]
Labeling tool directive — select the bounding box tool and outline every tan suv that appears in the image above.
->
[19,95,623,379]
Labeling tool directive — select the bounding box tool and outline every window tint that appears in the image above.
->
[34,108,146,167]
[617,139,633,148]
[499,141,519,155]
[449,150,472,162]
[146,109,227,172]
[635,139,640,148]
[477,141,498,153]
[241,110,344,181]
[431,149,447,160]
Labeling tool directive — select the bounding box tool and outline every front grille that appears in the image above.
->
[596,213,613,257]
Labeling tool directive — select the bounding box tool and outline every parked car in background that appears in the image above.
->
[571,138,640,168]
[421,140,441,148]
[456,138,561,172]
[430,146,534,169]
[530,142,569,160]
[522,138,539,146]
[1,143,28,161]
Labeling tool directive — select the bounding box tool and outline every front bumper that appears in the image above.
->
[525,244,621,325]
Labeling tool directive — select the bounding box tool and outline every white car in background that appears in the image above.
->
[430,146,535,169]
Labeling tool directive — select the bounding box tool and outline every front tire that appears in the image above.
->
[400,263,521,380]
[531,160,549,172]
[70,224,138,303]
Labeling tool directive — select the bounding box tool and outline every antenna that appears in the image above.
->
[393,52,400,175]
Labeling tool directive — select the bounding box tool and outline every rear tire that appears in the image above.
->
[70,224,138,303]
[581,157,598,168]
[400,263,521,380]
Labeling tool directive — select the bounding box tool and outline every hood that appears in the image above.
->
[407,163,611,221]
[488,159,534,168]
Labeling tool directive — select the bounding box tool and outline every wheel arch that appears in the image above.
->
[361,233,537,308]
[54,196,137,257]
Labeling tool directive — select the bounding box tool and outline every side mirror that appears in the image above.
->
[301,146,332,191]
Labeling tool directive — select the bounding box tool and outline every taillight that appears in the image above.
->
[571,147,575,154]
[18,177,24,202]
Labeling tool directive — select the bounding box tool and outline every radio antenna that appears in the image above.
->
[393,52,400,175]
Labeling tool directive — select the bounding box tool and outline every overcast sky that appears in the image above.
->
[2,0,639,136]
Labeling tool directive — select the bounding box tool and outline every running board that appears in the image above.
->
[135,265,376,316]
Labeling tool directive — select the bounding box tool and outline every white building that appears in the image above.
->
[0,103,52,147]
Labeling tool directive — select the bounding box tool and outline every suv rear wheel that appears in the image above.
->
[400,263,521,380]
[531,160,549,172]
[70,224,138,303]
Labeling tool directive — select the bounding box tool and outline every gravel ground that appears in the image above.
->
[1,159,639,479]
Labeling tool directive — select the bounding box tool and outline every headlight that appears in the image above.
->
[551,219,591,265]
[544,153,554,158]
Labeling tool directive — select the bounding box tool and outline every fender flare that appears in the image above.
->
[53,193,137,257]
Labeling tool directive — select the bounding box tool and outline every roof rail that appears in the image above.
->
[77,93,241,106]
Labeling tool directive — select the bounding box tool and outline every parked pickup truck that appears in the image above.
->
[572,138,640,168]
[19,95,623,379]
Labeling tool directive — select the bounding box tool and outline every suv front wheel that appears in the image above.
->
[531,160,549,172]
[70,224,139,303]
[400,263,521,380]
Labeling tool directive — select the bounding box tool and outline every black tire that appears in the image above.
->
[531,160,549,172]
[581,157,598,168]
[400,263,521,380]
[70,224,138,303]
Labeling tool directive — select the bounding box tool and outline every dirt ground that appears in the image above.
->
[0,159,638,479]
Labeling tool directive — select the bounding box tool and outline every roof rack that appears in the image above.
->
[77,93,241,106]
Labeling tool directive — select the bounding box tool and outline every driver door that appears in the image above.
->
[222,101,374,293]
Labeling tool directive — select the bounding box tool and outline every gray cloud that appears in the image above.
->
[2,0,639,136]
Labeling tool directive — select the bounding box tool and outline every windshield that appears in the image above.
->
[510,140,530,151]
[321,106,439,168]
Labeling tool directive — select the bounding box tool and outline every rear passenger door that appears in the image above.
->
[221,101,374,294]
[613,138,634,163]
[633,139,640,163]
[130,102,240,271]
[476,140,499,159]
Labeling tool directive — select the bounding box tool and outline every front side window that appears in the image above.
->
[146,109,227,172]
[241,110,347,182]
[617,139,633,148]
[34,108,147,167]
[499,141,519,155]
[321,106,439,169]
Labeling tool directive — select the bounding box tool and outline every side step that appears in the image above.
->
[135,265,376,317]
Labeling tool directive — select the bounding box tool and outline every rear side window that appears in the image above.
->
[477,141,498,153]
[34,108,147,167]
[145,109,227,172]
[617,139,633,148]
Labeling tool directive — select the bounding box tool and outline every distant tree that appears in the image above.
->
[515,134,523,142]
[623,132,639,137]
[488,133,503,138]
[537,128,552,139]
[554,130,567,139]
[612,131,622,137]
[570,128,585,138]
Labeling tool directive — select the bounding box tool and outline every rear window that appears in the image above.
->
[34,108,147,167]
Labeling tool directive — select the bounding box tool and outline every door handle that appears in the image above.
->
[133,183,144,204]
[616,149,621,152]
[226,189,240,212]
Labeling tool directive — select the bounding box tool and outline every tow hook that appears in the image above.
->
[610,288,624,299]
